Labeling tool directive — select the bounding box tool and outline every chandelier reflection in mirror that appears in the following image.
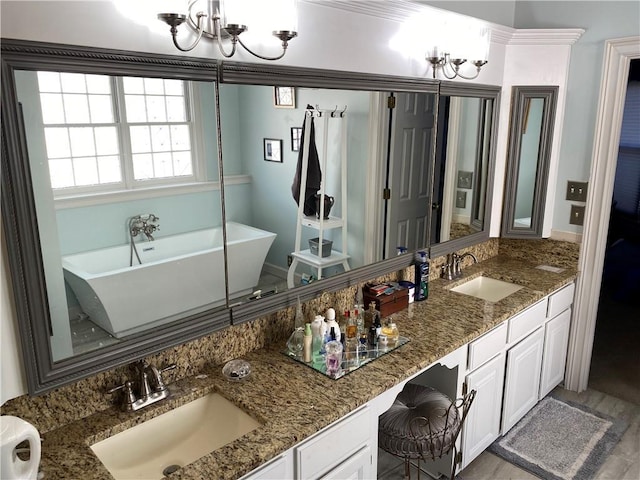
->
[158,0,298,60]
[426,22,490,80]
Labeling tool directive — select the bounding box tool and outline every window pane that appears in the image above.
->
[73,157,99,186]
[171,125,190,150]
[37,71,61,93]
[144,77,164,95]
[86,74,111,94]
[125,95,147,122]
[40,93,65,124]
[166,96,186,122]
[94,127,119,155]
[60,73,87,93]
[44,127,71,158]
[146,95,167,122]
[69,127,96,157]
[173,151,192,176]
[49,158,74,188]
[88,94,114,123]
[164,79,183,96]
[132,153,153,180]
[153,152,173,177]
[151,125,170,152]
[97,155,121,184]
[64,94,90,123]
[123,76,144,94]
[130,126,152,153]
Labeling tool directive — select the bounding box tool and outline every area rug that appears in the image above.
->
[488,395,628,480]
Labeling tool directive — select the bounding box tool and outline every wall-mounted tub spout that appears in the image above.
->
[128,214,160,266]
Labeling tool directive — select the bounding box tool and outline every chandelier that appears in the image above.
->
[157,0,298,61]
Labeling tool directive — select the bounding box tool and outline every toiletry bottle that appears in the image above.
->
[294,296,305,330]
[311,314,326,364]
[326,308,341,343]
[381,320,399,346]
[414,250,430,301]
[303,323,312,362]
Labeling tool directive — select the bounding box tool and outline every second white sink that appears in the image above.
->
[91,392,262,480]
[450,276,523,302]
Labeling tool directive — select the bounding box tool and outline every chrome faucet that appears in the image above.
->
[108,360,176,412]
[128,214,160,266]
[441,251,478,280]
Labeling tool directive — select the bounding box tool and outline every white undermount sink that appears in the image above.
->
[90,392,262,480]
[449,276,523,302]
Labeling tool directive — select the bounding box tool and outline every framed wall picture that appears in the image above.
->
[291,127,302,152]
[264,138,283,162]
[274,86,295,108]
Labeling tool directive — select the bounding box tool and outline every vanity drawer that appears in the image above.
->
[547,283,575,319]
[296,405,370,479]
[508,299,547,344]
[468,322,507,370]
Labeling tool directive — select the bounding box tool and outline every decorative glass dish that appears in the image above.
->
[284,336,410,379]
[222,359,251,382]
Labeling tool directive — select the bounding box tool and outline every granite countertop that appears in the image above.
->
[38,255,577,480]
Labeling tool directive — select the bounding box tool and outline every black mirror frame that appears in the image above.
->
[501,85,558,238]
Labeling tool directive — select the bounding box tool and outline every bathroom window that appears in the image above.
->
[36,72,201,195]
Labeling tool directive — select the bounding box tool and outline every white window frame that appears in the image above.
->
[44,74,207,205]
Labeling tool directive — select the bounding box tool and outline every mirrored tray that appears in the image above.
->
[284,336,410,379]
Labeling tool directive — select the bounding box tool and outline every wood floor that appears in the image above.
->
[378,387,640,480]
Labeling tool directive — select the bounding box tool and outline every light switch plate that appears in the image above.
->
[566,181,588,202]
[457,171,473,189]
[569,205,585,226]
[456,190,467,208]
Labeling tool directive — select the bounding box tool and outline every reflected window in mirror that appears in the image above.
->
[502,86,558,238]
[15,70,226,362]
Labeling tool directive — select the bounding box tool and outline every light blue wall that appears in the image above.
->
[514,1,640,234]
[219,84,371,272]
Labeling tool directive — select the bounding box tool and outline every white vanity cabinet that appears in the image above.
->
[461,281,575,469]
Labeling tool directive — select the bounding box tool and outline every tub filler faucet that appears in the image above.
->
[128,214,160,266]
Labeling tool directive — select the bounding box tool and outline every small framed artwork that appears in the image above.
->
[274,86,296,108]
[264,138,283,162]
[291,127,302,152]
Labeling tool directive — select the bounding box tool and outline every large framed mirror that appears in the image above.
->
[501,85,558,238]
[430,83,500,257]
[1,39,230,394]
[216,63,439,322]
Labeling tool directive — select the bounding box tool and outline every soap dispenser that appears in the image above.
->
[325,308,341,343]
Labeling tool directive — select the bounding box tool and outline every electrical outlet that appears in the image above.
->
[566,181,588,202]
[569,205,585,226]
[287,255,293,267]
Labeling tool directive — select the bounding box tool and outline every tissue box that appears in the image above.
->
[309,238,332,257]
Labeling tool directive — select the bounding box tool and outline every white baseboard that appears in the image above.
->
[550,229,582,243]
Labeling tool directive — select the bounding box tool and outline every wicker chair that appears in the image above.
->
[379,383,476,480]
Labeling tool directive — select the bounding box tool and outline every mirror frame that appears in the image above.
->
[1,39,231,395]
[1,39,501,395]
[430,82,501,259]
[501,85,558,238]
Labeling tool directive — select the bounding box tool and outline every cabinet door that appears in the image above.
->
[539,308,571,399]
[320,445,372,480]
[461,353,506,469]
[502,328,544,433]
[239,452,293,480]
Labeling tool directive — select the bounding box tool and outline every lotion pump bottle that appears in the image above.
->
[303,323,312,362]
[325,308,341,343]
[311,315,326,364]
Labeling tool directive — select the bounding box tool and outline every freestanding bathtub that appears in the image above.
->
[62,222,276,338]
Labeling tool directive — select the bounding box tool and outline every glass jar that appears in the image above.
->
[381,321,399,346]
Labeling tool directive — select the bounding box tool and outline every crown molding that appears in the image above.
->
[509,28,585,46]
